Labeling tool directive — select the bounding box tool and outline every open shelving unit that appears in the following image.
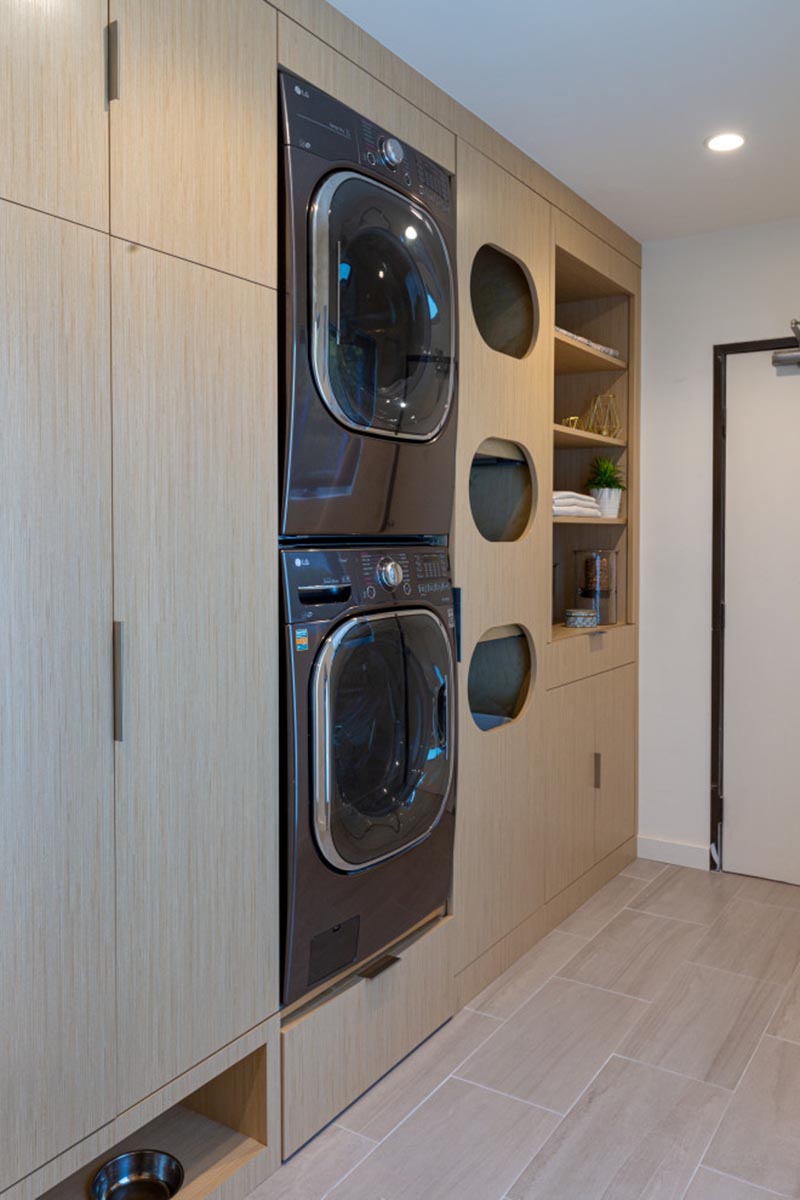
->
[551,246,634,638]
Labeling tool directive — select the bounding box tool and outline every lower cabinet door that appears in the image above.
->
[281,919,455,1157]
[544,677,596,900]
[0,202,115,1187]
[112,242,279,1109]
[594,664,637,861]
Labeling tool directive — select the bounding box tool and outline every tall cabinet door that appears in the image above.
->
[543,678,595,900]
[0,202,114,1188]
[0,0,108,228]
[594,664,637,861]
[112,243,278,1110]
[109,0,277,284]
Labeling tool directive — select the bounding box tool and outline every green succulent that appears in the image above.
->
[586,456,626,490]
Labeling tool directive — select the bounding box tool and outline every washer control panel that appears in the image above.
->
[281,69,453,213]
[282,545,453,624]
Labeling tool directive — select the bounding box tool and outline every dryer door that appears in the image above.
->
[312,609,454,871]
[310,171,455,442]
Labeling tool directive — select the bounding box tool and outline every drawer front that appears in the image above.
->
[545,624,637,690]
[281,918,455,1157]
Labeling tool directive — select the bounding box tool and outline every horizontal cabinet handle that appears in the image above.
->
[358,953,400,981]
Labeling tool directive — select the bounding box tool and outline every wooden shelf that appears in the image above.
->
[555,328,627,375]
[553,516,627,526]
[551,623,624,642]
[553,424,626,450]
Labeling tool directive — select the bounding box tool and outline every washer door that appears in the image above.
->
[310,171,455,441]
[312,609,454,871]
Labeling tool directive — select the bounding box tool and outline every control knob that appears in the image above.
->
[379,136,405,167]
[377,558,404,589]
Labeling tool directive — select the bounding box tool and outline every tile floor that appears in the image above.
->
[252,862,800,1199]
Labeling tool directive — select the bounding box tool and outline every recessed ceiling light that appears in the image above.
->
[704,132,745,153]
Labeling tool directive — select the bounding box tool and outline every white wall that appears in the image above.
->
[640,216,800,868]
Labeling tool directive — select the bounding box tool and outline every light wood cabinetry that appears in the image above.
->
[281,919,455,1157]
[112,242,279,1109]
[0,202,115,1189]
[109,0,277,284]
[544,665,637,900]
[0,0,108,229]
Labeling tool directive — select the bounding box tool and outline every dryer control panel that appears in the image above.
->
[280,70,453,214]
[282,545,453,625]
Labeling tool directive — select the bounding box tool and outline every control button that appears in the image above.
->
[365,584,377,599]
[377,558,404,589]
[402,582,412,596]
[379,136,405,168]
[365,150,376,166]
[403,172,412,186]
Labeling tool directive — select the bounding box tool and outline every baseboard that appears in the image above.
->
[637,835,709,871]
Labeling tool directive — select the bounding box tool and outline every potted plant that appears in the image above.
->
[586,456,626,518]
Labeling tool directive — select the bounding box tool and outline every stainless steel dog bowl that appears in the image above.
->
[90,1152,184,1200]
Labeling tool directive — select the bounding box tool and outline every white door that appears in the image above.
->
[724,348,800,882]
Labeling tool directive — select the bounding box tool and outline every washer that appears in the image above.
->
[279,71,458,540]
[281,544,457,1004]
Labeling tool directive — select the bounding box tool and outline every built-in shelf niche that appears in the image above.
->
[470,244,538,359]
[469,438,535,542]
[41,1047,271,1200]
[468,625,533,731]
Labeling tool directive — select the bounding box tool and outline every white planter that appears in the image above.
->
[589,487,622,519]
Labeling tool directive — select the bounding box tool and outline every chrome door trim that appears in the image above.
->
[311,607,455,872]
[309,170,456,442]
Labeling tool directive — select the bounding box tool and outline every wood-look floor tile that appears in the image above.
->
[558,875,647,938]
[337,1008,500,1142]
[770,968,800,1043]
[251,1125,375,1200]
[705,1036,800,1196]
[620,858,670,882]
[629,865,743,925]
[558,908,705,1001]
[685,1166,787,1198]
[620,962,783,1089]
[470,931,587,1020]
[738,876,800,911]
[692,899,800,984]
[457,976,646,1114]
[507,1056,729,1200]
[328,1078,559,1200]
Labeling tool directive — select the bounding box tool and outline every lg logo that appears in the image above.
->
[294,84,310,99]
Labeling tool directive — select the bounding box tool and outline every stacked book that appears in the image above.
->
[553,490,601,518]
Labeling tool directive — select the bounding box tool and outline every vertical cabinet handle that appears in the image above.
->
[106,20,120,103]
[594,751,602,789]
[113,621,124,742]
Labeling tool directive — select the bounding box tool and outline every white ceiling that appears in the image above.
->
[328,0,800,241]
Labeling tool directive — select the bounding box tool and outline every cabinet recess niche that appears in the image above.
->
[468,626,533,731]
[552,245,632,637]
[470,244,539,358]
[469,439,535,542]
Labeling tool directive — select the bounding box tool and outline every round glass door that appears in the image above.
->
[312,609,454,870]
[310,171,455,441]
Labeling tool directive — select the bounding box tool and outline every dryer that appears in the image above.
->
[279,71,458,540]
[281,544,456,1004]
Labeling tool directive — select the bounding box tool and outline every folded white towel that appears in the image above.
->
[553,499,600,511]
[553,506,602,518]
[554,490,597,503]
[553,501,601,514]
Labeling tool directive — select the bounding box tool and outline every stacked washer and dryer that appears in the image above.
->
[278,72,460,1005]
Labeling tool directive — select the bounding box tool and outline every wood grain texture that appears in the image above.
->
[459,976,646,1114]
[470,929,587,1021]
[110,0,277,284]
[595,663,637,860]
[0,0,108,229]
[281,918,455,1157]
[621,961,782,1090]
[277,15,454,171]
[704,1036,800,1196]
[557,872,645,939]
[328,1078,558,1200]
[451,140,552,974]
[545,623,636,689]
[543,677,595,898]
[508,1056,729,1199]
[270,0,641,264]
[0,202,114,1189]
[112,242,279,1109]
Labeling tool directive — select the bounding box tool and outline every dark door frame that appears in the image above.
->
[710,336,797,869]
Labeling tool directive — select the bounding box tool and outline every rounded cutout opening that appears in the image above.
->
[468,625,534,732]
[470,244,538,359]
[469,439,536,542]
